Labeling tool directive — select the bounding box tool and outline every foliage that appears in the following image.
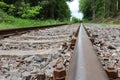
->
[0,9,12,22]
[80,0,92,20]
[82,18,89,22]
[71,17,80,23]
[79,0,120,20]
[39,0,71,20]
[0,0,71,20]
[55,0,71,20]
[7,4,15,15]
[0,1,9,10]
[17,2,41,19]
[0,9,65,29]
[0,18,63,29]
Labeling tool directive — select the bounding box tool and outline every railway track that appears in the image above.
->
[85,24,120,80]
[0,23,79,80]
[67,24,120,80]
[0,23,119,80]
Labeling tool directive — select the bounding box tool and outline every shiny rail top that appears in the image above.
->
[67,24,109,80]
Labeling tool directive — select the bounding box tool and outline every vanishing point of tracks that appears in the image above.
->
[0,23,120,80]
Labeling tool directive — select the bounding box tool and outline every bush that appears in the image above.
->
[0,9,11,22]
[17,2,42,19]
[21,6,41,19]
[82,18,89,22]
[8,4,15,15]
[71,17,80,23]
[0,1,9,10]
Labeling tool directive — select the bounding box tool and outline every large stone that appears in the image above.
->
[22,71,31,78]
[24,55,35,62]
[108,45,116,50]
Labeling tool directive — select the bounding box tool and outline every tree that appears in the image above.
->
[54,0,71,20]
[80,0,92,20]
[71,17,80,23]
[0,0,71,20]
[79,0,120,20]
[39,0,71,20]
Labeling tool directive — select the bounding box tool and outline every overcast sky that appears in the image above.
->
[67,0,83,20]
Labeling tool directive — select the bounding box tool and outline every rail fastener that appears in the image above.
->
[105,66,118,79]
[54,63,66,80]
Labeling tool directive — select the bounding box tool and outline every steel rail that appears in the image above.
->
[0,23,67,38]
[66,24,109,80]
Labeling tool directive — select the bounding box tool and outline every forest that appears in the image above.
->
[0,0,74,29]
[1,0,120,27]
[80,0,120,21]
[0,0,72,20]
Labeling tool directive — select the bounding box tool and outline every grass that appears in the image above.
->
[0,19,64,29]
[82,18,120,27]
[101,23,120,27]
[0,17,64,29]
[0,10,65,29]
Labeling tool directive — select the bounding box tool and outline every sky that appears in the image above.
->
[67,0,83,20]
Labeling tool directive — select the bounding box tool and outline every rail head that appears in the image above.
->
[0,23,67,38]
[67,24,109,80]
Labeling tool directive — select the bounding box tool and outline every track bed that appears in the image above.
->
[85,24,120,80]
[0,24,79,80]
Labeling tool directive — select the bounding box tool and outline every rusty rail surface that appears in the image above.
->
[0,23,67,38]
[67,24,109,80]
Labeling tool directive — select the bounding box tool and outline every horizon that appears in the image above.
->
[67,0,83,20]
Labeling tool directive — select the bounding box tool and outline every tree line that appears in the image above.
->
[0,0,72,20]
[79,0,120,20]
